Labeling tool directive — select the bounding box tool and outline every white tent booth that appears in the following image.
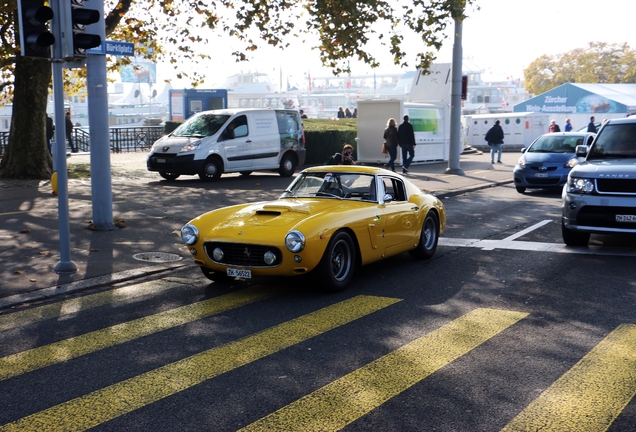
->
[356,64,452,166]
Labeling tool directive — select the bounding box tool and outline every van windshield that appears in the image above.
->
[171,114,231,138]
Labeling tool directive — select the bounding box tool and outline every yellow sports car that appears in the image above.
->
[181,165,446,291]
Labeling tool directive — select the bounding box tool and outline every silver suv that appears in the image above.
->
[562,117,636,246]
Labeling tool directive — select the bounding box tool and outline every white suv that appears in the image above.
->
[562,117,636,246]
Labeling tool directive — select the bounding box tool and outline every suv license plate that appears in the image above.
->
[227,268,252,278]
[616,214,636,223]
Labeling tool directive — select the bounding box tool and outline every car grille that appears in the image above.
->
[529,166,558,172]
[577,206,636,229]
[525,177,562,186]
[596,178,636,194]
[204,242,283,267]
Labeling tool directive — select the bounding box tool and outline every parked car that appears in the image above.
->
[562,117,636,246]
[180,165,446,291]
[147,108,306,181]
[513,132,596,194]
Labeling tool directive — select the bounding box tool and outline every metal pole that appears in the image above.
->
[86,0,116,230]
[445,16,465,175]
[50,0,77,274]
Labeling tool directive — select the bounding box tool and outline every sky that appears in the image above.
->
[156,0,634,88]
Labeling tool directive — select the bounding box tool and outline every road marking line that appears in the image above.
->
[0,278,188,332]
[0,295,400,432]
[502,219,552,241]
[0,285,288,381]
[502,324,636,432]
[439,237,636,256]
[240,308,528,432]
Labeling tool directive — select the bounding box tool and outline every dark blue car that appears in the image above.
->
[513,132,596,193]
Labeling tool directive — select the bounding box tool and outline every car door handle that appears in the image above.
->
[245,139,252,143]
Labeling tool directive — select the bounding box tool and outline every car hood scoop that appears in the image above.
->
[255,200,311,215]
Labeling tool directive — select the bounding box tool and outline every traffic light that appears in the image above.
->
[61,0,101,59]
[16,0,55,58]
[461,75,468,101]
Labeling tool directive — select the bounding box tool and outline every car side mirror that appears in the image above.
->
[382,193,393,203]
[575,145,588,157]
[520,148,526,153]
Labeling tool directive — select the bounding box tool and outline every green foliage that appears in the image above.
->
[303,119,357,165]
[524,42,636,95]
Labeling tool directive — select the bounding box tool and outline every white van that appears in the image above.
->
[146,108,306,181]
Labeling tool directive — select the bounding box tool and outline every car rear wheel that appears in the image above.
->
[317,231,355,292]
[199,158,223,181]
[561,220,590,246]
[200,266,234,283]
[159,172,180,181]
[409,211,439,259]
[278,152,296,177]
[516,186,526,193]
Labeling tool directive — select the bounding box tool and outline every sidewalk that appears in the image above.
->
[0,148,517,309]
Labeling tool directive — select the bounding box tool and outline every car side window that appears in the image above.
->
[380,177,407,202]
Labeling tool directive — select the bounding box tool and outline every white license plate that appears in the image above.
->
[534,173,549,178]
[616,214,636,223]
[227,268,252,278]
[155,158,166,163]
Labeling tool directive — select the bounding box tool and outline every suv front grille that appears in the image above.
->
[577,206,636,229]
[204,242,282,267]
[596,178,636,194]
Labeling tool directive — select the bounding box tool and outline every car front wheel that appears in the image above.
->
[561,220,590,246]
[409,211,439,259]
[317,231,356,292]
[516,186,526,193]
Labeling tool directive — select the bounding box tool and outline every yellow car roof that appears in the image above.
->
[301,165,398,175]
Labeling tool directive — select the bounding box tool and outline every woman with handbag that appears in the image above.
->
[383,118,399,172]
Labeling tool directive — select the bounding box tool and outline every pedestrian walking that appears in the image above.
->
[397,114,416,174]
[548,119,561,133]
[564,118,573,132]
[65,112,77,153]
[587,116,597,133]
[485,120,504,164]
[383,118,399,172]
[46,114,55,154]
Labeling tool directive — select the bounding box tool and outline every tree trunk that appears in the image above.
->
[0,56,52,179]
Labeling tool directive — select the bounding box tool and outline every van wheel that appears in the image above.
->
[239,171,252,177]
[159,172,180,181]
[561,220,590,246]
[278,153,296,177]
[199,158,222,181]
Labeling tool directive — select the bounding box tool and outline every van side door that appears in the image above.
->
[220,115,252,169]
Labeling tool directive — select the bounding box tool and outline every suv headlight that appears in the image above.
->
[567,177,595,194]
[285,230,305,253]
[180,140,202,153]
[181,224,199,245]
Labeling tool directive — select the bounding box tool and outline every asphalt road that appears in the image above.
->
[1,183,635,431]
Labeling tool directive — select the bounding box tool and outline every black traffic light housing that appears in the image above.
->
[16,0,55,58]
[61,0,101,59]
[461,75,468,101]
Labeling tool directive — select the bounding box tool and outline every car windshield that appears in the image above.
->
[588,123,636,160]
[281,172,378,201]
[171,113,231,138]
[528,135,586,153]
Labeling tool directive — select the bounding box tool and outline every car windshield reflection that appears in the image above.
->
[281,172,377,201]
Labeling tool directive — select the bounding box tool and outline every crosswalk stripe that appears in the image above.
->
[0,295,400,432]
[0,278,191,332]
[501,323,636,432]
[0,285,288,381]
[240,308,528,432]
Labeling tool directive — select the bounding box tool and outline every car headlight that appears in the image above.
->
[285,230,305,253]
[517,156,526,168]
[564,158,579,169]
[567,177,595,194]
[180,140,202,152]
[181,224,199,245]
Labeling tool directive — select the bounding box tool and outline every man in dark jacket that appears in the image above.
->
[587,116,597,133]
[46,115,55,154]
[485,120,504,163]
[397,114,416,174]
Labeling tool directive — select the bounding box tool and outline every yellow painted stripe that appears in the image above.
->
[241,308,528,432]
[501,324,636,432]
[0,285,287,381]
[0,278,189,332]
[0,295,400,432]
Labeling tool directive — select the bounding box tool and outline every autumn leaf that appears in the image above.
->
[20,229,31,234]
[14,270,26,274]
